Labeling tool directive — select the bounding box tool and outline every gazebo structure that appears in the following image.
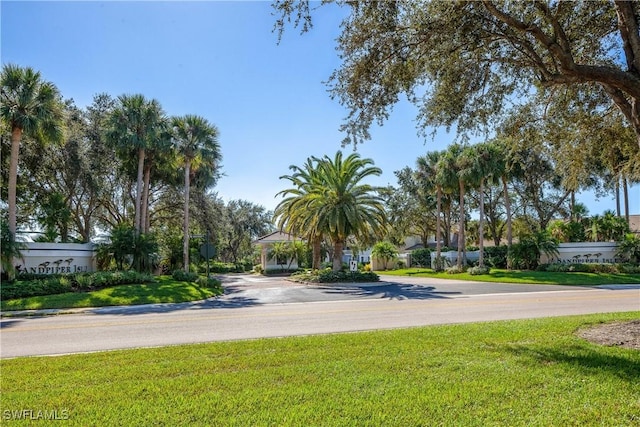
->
[253,231,303,272]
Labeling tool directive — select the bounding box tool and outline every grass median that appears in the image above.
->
[1,312,638,425]
[0,276,220,312]
[377,268,640,285]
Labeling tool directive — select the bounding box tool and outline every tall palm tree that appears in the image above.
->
[275,158,325,269]
[467,141,502,267]
[106,94,165,235]
[0,64,63,238]
[437,144,465,268]
[313,151,387,271]
[416,150,446,269]
[171,115,221,272]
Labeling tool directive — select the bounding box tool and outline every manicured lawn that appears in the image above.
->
[1,313,638,425]
[377,268,640,285]
[0,276,219,312]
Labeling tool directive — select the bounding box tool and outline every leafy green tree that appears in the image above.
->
[35,192,72,242]
[371,241,398,270]
[219,200,273,264]
[386,167,436,248]
[268,241,292,271]
[0,64,63,238]
[274,1,640,149]
[1,221,25,281]
[171,115,221,272]
[616,233,640,264]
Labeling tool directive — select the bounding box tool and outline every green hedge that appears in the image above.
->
[1,271,156,300]
[290,269,380,283]
[540,263,640,274]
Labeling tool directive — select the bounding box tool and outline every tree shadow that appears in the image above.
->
[318,283,461,300]
[505,343,640,382]
[0,319,23,328]
[87,284,261,315]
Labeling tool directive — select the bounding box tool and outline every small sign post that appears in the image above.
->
[349,260,358,272]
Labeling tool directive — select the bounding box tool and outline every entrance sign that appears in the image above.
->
[14,243,96,275]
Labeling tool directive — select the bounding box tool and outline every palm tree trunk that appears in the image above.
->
[141,162,152,233]
[478,179,485,267]
[615,177,621,217]
[333,240,344,272]
[457,181,465,269]
[8,127,22,237]
[183,161,191,272]
[623,176,629,223]
[502,175,512,247]
[436,186,442,270]
[312,236,322,270]
[134,148,145,234]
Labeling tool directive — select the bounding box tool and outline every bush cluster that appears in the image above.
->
[290,269,380,283]
[411,248,431,268]
[195,276,223,293]
[171,270,200,282]
[445,265,465,274]
[1,271,155,300]
[540,263,640,274]
[468,265,491,275]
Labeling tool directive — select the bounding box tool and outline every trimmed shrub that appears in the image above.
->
[172,270,199,283]
[195,276,223,293]
[290,268,379,283]
[484,246,508,269]
[468,265,490,275]
[445,265,465,274]
[411,248,431,268]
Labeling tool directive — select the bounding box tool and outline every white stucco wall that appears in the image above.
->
[14,242,96,275]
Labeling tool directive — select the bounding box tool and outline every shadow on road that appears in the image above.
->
[319,283,461,300]
[0,319,23,328]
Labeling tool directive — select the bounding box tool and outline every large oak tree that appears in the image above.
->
[274,1,640,148]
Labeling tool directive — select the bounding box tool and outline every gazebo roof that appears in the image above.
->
[252,230,302,245]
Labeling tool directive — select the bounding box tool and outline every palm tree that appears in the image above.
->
[416,150,446,269]
[106,94,165,235]
[493,137,519,249]
[1,64,63,238]
[275,158,325,269]
[313,151,387,271]
[275,151,387,272]
[467,142,502,268]
[437,144,466,269]
[171,115,221,272]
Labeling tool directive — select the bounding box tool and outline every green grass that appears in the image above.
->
[0,276,218,311]
[1,313,638,425]
[378,268,640,285]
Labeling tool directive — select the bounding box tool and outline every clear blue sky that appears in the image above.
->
[2,1,637,216]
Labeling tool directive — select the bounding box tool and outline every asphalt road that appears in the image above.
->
[1,274,638,358]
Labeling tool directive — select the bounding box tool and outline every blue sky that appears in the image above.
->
[1,1,637,216]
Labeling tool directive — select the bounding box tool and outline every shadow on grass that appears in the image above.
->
[88,282,260,315]
[319,283,461,300]
[506,344,640,382]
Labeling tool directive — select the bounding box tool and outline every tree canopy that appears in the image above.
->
[274,1,640,149]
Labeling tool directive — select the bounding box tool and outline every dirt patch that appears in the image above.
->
[577,320,640,350]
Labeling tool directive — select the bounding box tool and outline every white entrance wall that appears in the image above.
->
[14,242,96,275]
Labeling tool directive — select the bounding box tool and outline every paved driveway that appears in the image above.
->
[214,273,603,306]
